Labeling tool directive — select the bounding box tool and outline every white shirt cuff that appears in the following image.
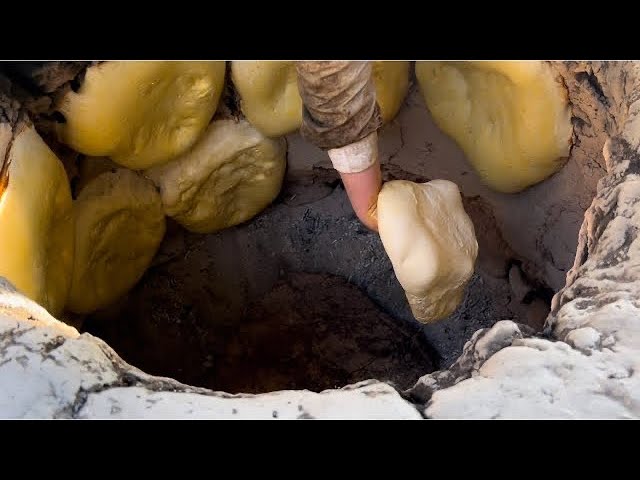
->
[327,132,378,174]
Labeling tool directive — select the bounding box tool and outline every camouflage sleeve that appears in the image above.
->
[295,61,382,154]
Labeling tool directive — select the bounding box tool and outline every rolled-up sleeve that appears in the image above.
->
[296,61,382,173]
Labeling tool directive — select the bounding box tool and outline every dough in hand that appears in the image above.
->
[67,169,166,314]
[415,61,573,193]
[57,61,226,170]
[377,179,478,323]
[146,119,287,234]
[0,124,74,317]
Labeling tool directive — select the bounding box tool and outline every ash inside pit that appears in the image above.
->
[80,181,438,394]
[83,270,435,394]
[80,175,551,394]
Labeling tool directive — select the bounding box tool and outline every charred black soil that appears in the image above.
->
[80,178,550,394]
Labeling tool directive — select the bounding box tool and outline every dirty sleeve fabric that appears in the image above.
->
[296,61,382,173]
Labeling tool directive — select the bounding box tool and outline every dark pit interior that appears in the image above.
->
[79,178,440,393]
[78,167,553,394]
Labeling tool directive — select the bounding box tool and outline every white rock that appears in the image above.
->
[425,333,638,419]
[77,382,422,420]
[565,327,602,352]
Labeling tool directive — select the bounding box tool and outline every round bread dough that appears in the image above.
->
[372,61,410,123]
[231,61,410,137]
[146,119,287,234]
[415,61,573,193]
[231,61,303,137]
[57,61,226,170]
[67,169,166,314]
[0,124,74,317]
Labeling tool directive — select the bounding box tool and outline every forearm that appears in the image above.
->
[338,160,382,231]
[327,132,382,231]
